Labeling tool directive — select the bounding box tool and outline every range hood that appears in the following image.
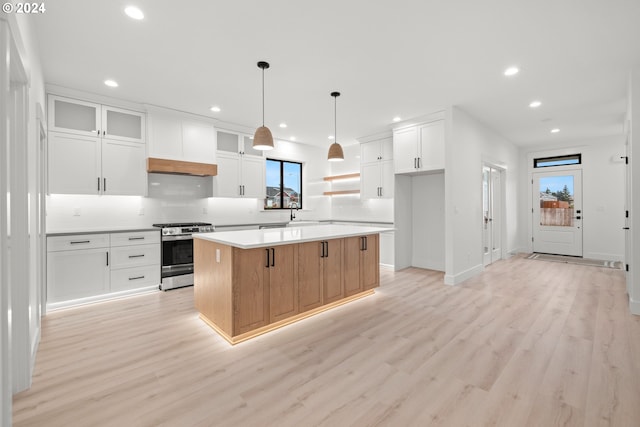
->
[147,157,217,177]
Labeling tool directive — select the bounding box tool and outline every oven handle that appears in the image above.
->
[162,235,194,242]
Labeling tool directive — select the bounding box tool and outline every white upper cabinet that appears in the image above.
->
[215,130,264,198]
[48,95,145,144]
[47,94,147,195]
[393,120,445,174]
[360,138,393,199]
[418,120,445,171]
[147,109,216,164]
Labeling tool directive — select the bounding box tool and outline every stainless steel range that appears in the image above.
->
[152,222,215,291]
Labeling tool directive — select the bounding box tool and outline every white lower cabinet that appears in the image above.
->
[47,230,160,308]
[47,247,110,303]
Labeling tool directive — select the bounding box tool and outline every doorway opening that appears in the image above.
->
[483,165,503,266]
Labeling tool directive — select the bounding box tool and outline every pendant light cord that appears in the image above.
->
[334,95,337,143]
[262,67,265,127]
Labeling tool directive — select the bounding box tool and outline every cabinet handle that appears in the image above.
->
[128,237,145,241]
[417,157,421,169]
[128,254,145,258]
[106,252,109,266]
[320,241,325,258]
[97,177,101,191]
[265,248,270,267]
[365,236,368,250]
[242,185,245,196]
[271,248,275,267]
[103,178,107,192]
[70,240,90,244]
[324,241,329,258]
[128,275,145,281]
[360,236,365,251]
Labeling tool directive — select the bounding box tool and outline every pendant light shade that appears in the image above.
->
[327,91,344,162]
[253,61,274,150]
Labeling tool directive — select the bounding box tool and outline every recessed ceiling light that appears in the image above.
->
[550,128,560,133]
[392,116,402,122]
[290,136,296,141]
[124,6,144,20]
[104,79,118,88]
[279,123,287,128]
[328,135,335,140]
[210,106,221,112]
[529,101,542,108]
[504,66,519,76]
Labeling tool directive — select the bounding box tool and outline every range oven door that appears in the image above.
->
[161,235,194,278]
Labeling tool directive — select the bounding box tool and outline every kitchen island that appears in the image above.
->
[193,224,388,344]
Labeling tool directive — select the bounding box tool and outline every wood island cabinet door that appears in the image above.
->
[362,234,380,290]
[323,239,344,304]
[233,247,269,335]
[298,241,323,313]
[343,236,363,297]
[269,244,298,323]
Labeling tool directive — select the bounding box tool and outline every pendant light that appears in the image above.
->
[253,61,274,150]
[327,91,344,161]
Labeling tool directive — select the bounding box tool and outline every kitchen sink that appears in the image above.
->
[287,221,320,227]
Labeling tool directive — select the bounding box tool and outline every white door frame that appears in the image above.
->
[526,147,587,253]
[482,164,505,266]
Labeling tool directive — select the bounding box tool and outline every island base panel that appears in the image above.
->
[200,289,374,345]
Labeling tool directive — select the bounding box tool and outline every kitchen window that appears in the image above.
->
[265,159,302,209]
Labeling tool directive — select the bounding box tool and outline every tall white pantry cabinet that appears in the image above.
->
[47,94,147,195]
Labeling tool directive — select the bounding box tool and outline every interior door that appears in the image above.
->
[624,133,632,293]
[483,166,502,266]
[533,169,583,256]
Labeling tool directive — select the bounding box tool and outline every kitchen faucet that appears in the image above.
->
[290,202,299,221]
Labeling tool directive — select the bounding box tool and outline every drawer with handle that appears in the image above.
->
[110,265,160,291]
[110,230,160,247]
[47,233,109,252]
[110,244,160,268]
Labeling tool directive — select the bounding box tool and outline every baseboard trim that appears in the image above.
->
[630,295,640,316]
[46,285,160,312]
[444,263,484,286]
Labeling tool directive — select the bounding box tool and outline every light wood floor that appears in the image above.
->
[13,255,640,426]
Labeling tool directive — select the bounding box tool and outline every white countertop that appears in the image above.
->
[47,226,158,237]
[193,224,390,249]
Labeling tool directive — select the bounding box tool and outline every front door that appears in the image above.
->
[533,170,583,256]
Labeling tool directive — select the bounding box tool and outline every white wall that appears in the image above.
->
[445,107,520,284]
[411,172,445,271]
[520,136,626,261]
[47,139,330,231]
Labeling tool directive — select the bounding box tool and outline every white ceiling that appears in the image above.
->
[32,0,640,148]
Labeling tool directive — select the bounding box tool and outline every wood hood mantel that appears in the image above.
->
[147,157,218,177]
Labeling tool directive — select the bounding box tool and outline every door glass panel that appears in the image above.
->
[243,136,263,157]
[54,99,97,132]
[483,167,490,256]
[539,175,574,226]
[106,110,141,139]
[216,131,239,152]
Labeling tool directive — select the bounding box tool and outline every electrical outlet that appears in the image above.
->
[73,207,81,216]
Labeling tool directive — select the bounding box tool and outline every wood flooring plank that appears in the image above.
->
[12,256,639,426]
